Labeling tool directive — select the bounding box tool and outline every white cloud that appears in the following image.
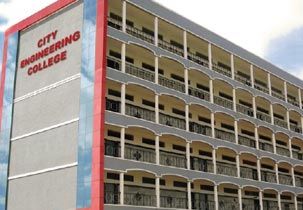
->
[154,0,303,57]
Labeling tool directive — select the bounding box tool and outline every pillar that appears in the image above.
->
[120,172,125,205]
[120,127,125,159]
[208,43,212,70]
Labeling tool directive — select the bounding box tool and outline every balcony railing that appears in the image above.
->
[254,83,269,94]
[276,146,290,157]
[187,52,209,68]
[242,198,260,210]
[214,95,233,110]
[290,123,302,133]
[261,170,276,183]
[107,56,121,71]
[263,200,278,210]
[295,176,303,187]
[259,141,274,153]
[158,75,185,93]
[124,144,156,163]
[288,98,299,107]
[240,166,258,180]
[126,62,155,82]
[104,183,120,204]
[106,98,121,113]
[125,103,155,122]
[191,157,214,173]
[160,150,187,168]
[126,25,155,44]
[279,173,293,186]
[105,140,120,157]
[189,121,212,136]
[274,117,288,129]
[235,73,251,86]
[159,112,186,130]
[298,203,303,210]
[160,190,187,209]
[158,39,184,57]
[188,86,210,102]
[218,196,239,210]
[217,162,237,177]
[212,63,232,78]
[215,128,235,143]
[238,135,256,148]
[192,193,215,210]
[293,151,303,160]
[237,104,254,117]
[124,191,156,207]
[256,111,271,123]
[108,16,122,30]
[272,91,285,101]
[281,202,295,210]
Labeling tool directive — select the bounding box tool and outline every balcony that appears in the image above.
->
[104,183,120,204]
[272,91,285,101]
[191,157,214,173]
[215,128,235,143]
[276,146,290,157]
[261,170,276,183]
[235,73,251,86]
[188,86,210,102]
[242,198,260,210]
[263,200,278,210]
[126,24,154,44]
[192,193,215,210]
[189,121,212,136]
[290,123,302,133]
[187,52,209,68]
[238,135,256,148]
[159,112,186,130]
[212,63,232,78]
[158,39,184,57]
[214,95,233,110]
[125,62,155,82]
[295,175,303,187]
[124,191,156,207]
[288,98,300,107]
[125,103,155,122]
[237,104,254,117]
[293,151,303,160]
[218,196,239,210]
[106,98,121,113]
[105,140,120,157]
[158,75,185,93]
[254,83,269,94]
[240,166,258,180]
[108,16,122,30]
[256,111,271,123]
[160,150,187,168]
[217,162,237,177]
[281,202,295,210]
[107,56,121,70]
[279,174,293,186]
[160,190,187,209]
[124,144,156,163]
[259,141,274,153]
[274,117,288,129]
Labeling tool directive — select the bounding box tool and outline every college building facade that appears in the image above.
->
[2,0,303,210]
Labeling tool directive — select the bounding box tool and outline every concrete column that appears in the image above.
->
[286,111,290,130]
[155,94,159,124]
[214,185,219,210]
[155,135,160,165]
[284,81,288,102]
[257,158,261,181]
[122,0,127,33]
[270,104,274,125]
[294,195,298,210]
[209,79,214,103]
[291,167,296,187]
[121,43,126,73]
[259,191,263,210]
[154,17,158,46]
[186,141,191,170]
[275,163,279,184]
[187,181,192,210]
[298,89,302,109]
[250,64,254,87]
[155,56,159,84]
[185,68,189,95]
[272,133,277,154]
[208,43,212,70]
[255,127,259,150]
[233,88,237,112]
[236,154,240,178]
[212,148,217,174]
[253,96,257,119]
[183,30,188,59]
[238,188,243,210]
[278,192,282,210]
[234,120,239,144]
[231,54,235,80]
[120,172,124,205]
[186,104,190,132]
[211,112,215,138]
[267,73,272,96]
[156,177,160,208]
[289,138,293,159]
[120,127,125,159]
[121,84,126,115]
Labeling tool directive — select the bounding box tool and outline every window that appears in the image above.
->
[125,94,134,101]
[239,100,252,108]
[170,40,183,49]
[257,107,269,114]
[261,164,273,170]
[222,155,236,162]
[124,175,134,182]
[142,99,155,108]
[218,62,231,71]
[142,27,154,37]
[245,191,258,197]
[196,52,208,61]
[107,173,120,180]
[171,74,184,82]
[108,130,120,138]
[160,179,166,186]
[224,188,237,194]
[108,89,121,97]
[219,92,233,101]
[278,168,289,173]
[142,138,155,146]
[237,71,250,80]
[142,177,155,185]
[241,129,254,137]
[172,108,185,117]
[199,150,212,157]
[273,113,284,120]
[173,144,186,152]
[200,185,214,191]
[276,140,287,146]
[259,135,271,142]
[287,94,296,101]
[196,83,209,92]
[198,116,211,124]
[142,63,155,72]
[125,134,134,141]
[271,86,282,94]
[221,123,234,131]
[263,193,276,199]
[292,145,300,150]
[281,195,291,200]
[254,79,267,87]
[173,181,187,188]
[290,119,298,125]
[243,160,256,166]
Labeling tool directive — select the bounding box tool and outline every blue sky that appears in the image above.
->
[0,0,303,79]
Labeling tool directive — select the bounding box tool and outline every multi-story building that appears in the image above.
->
[1,0,303,210]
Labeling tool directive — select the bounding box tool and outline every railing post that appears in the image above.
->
[187,180,192,210]
[259,191,263,210]
[234,120,239,144]
[257,158,261,182]
[275,163,279,184]
[284,81,288,102]
[214,185,219,210]
[231,54,235,80]
[236,154,240,178]
[209,79,214,104]
[156,135,160,165]
[186,141,191,170]
[211,112,215,138]
[154,17,158,46]
[212,148,217,174]
[267,73,272,96]
[122,0,127,33]
[238,188,243,210]
[183,30,188,59]
[272,133,277,154]
[120,172,125,205]
[120,127,125,159]
[208,43,212,70]
[250,64,254,87]
[233,88,237,112]
[156,176,160,208]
